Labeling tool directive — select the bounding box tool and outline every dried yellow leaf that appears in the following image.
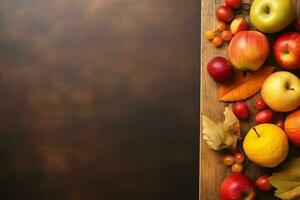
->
[270,158,300,200]
[202,105,240,150]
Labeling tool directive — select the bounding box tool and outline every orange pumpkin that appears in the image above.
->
[285,108,300,146]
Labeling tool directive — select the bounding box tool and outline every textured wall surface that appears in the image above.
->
[0,0,199,199]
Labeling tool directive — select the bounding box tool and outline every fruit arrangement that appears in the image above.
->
[202,0,300,199]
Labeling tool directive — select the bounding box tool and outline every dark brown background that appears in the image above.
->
[0,0,199,199]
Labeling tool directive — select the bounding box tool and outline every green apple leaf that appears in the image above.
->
[202,105,240,150]
[270,158,300,200]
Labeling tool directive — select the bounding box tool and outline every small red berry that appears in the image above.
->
[276,120,285,129]
[232,102,250,120]
[256,175,272,191]
[255,98,267,110]
[255,109,273,124]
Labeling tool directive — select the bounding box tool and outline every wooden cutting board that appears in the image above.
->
[200,0,300,199]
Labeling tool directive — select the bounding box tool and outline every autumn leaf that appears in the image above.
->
[219,66,274,102]
[270,158,300,200]
[202,105,240,150]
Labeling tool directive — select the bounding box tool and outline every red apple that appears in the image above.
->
[256,175,272,191]
[220,173,256,200]
[285,108,300,146]
[228,31,269,71]
[255,97,267,110]
[225,0,241,9]
[233,102,250,120]
[230,17,248,35]
[207,57,233,82]
[274,32,300,70]
[216,6,234,23]
[255,109,273,124]
[294,17,300,33]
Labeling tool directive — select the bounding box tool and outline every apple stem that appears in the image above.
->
[264,5,270,14]
[253,127,260,138]
[283,48,289,55]
[289,88,294,91]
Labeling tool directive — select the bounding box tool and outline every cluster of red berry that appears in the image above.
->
[232,98,284,128]
[223,152,245,173]
[205,0,248,47]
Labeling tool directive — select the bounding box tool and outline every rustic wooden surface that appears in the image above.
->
[200,0,300,199]
[0,0,200,199]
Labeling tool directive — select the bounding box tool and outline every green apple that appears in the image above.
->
[250,0,294,33]
[261,71,300,112]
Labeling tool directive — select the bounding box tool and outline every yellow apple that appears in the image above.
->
[250,0,294,33]
[261,71,300,112]
[243,124,289,168]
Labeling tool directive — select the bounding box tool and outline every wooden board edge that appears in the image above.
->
[199,0,204,198]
